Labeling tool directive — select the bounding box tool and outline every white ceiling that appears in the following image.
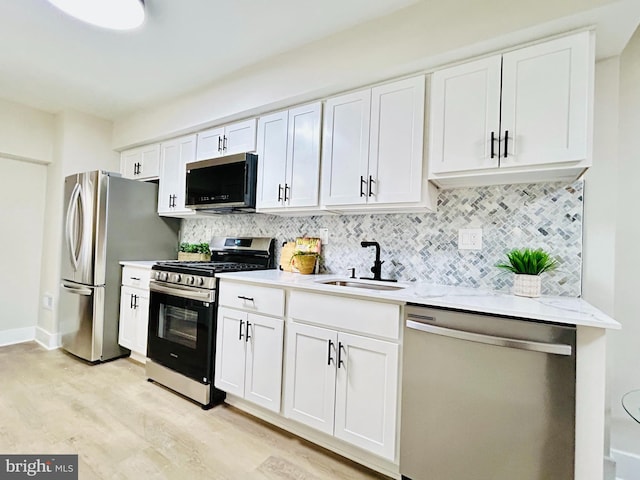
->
[1,0,639,123]
[0,0,418,120]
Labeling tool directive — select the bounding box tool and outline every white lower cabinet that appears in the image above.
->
[284,292,400,461]
[118,264,153,361]
[215,307,284,413]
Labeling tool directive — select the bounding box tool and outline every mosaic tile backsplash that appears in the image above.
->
[181,181,583,296]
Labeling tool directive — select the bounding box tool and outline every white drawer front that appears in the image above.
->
[218,280,285,317]
[288,290,400,340]
[121,266,152,289]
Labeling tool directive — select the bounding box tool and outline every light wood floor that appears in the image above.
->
[0,342,387,480]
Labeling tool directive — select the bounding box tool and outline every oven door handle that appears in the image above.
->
[149,281,213,302]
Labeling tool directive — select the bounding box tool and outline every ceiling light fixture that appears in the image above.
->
[48,0,145,31]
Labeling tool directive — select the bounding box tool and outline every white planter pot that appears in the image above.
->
[513,274,541,298]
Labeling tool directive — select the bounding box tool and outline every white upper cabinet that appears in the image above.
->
[120,144,161,180]
[322,90,372,206]
[429,56,502,174]
[256,102,322,213]
[157,134,196,217]
[429,31,593,188]
[322,75,436,212]
[196,119,257,160]
[369,76,426,204]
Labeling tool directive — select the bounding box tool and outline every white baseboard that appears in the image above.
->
[0,326,35,346]
[35,326,61,350]
[612,449,640,480]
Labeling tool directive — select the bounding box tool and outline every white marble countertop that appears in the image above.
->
[119,260,170,268]
[216,270,621,330]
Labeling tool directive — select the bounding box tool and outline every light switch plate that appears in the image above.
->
[458,228,483,250]
[319,228,329,245]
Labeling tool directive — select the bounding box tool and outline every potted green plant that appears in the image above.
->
[290,251,319,275]
[178,242,211,261]
[496,248,558,297]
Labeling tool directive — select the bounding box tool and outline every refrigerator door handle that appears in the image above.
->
[60,281,93,296]
[65,182,83,272]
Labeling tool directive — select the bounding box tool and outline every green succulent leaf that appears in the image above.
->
[496,248,558,275]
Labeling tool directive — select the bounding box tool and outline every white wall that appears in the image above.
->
[583,24,640,473]
[112,0,627,149]
[0,157,47,343]
[610,24,640,460]
[37,112,118,343]
[0,97,54,163]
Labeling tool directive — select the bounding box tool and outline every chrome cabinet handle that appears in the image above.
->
[284,184,290,202]
[245,321,251,342]
[277,184,283,202]
[223,135,228,151]
[406,319,572,356]
[239,319,244,341]
[237,295,254,302]
[217,136,222,153]
[368,175,375,197]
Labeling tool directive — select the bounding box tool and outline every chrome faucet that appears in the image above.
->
[360,241,397,282]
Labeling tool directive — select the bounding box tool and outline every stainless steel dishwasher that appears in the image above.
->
[400,305,576,480]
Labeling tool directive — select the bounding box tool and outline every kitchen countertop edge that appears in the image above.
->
[216,270,621,330]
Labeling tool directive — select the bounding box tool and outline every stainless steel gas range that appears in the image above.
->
[146,236,274,409]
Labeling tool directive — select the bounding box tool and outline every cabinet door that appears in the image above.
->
[121,144,160,180]
[286,102,322,208]
[321,90,371,206]
[500,32,590,167]
[429,56,502,174]
[132,292,150,356]
[118,286,136,350]
[334,332,399,461]
[196,126,225,161]
[157,135,196,217]
[284,323,337,435]
[369,76,425,204]
[214,307,247,397]
[224,119,257,156]
[244,314,284,412]
[256,111,288,209]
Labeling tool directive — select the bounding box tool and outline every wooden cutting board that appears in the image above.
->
[279,242,296,272]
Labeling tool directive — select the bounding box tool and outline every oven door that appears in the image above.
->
[148,282,216,384]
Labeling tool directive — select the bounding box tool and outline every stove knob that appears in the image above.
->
[198,278,205,286]
[187,276,195,285]
[158,272,168,281]
[171,274,182,282]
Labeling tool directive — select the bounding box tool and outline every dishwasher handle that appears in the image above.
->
[406,318,572,356]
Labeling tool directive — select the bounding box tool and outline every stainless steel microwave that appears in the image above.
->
[185,153,257,212]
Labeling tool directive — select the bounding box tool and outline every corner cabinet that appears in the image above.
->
[196,119,257,160]
[284,290,400,461]
[256,102,323,213]
[429,31,594,188]
[120,144,161,180]
[321,75,437,213]
[215,281,285,413]
[118,264,153,363]
[157,134,196,217]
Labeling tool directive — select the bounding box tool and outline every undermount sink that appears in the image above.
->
[319,279,405,291]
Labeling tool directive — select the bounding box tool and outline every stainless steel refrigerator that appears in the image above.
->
[59,170,179,362]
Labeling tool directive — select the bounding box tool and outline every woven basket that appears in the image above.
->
[178,252,211,262]
[291,254,317,274]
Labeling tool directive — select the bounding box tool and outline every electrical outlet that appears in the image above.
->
[319,228,329,245]
[458,228,483,250]
[42,293,54,311]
